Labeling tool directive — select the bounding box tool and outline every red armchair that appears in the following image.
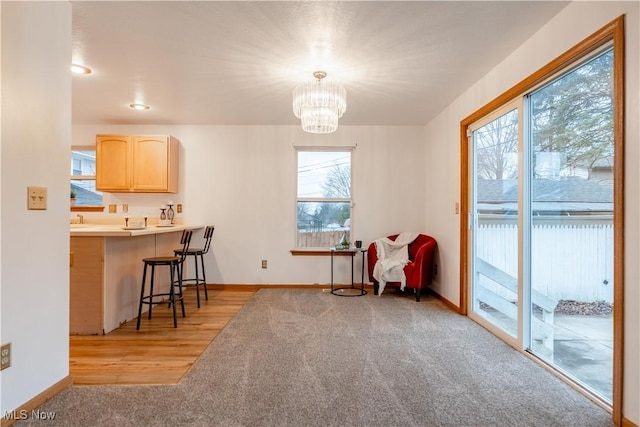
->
[367,234,437,302]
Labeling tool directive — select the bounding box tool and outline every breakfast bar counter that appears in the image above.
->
[70,223,199,237]
[70,224,204,334]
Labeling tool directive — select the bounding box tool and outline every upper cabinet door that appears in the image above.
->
[96,135,131,191]
[132,136,169,191]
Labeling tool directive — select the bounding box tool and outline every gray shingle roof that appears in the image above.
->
[476,178,613,214]
[478,178,612,204]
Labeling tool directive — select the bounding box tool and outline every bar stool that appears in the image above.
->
[174,225,214,308]
[136,230,193,330]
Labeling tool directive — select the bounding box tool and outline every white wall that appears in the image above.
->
[1,2,71,415]
[424,1,639,423]
[72,124,426,285]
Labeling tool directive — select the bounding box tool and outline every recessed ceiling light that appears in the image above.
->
[71,64,92,75]
[129,103,150,111]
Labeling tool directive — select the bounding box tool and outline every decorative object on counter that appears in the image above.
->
[124,219,145,230]
[70,188,77,206]
[124,215,130,228]
[160,206,167,221]
[144,215,148,227]
[337,232,350,250]
[167,201,175,224]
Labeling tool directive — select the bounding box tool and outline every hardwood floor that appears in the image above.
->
[69,287,256,385]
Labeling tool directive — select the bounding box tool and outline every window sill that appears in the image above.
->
[71,205,105,213]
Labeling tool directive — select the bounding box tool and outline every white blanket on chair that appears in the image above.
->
[372,232,419,296]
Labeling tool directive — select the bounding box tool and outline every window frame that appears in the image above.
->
[71,146,104,212]
[293,147,354,252]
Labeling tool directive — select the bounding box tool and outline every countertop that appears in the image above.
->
[70,223,204,237]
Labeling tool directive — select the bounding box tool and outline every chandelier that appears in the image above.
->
[293,71,346,134]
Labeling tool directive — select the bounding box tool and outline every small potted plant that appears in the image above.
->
[70,188,77,206]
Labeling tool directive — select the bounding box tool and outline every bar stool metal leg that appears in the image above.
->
[200,252,209,301]
[193,254,201,308]
[148,265,156,319]
[136,263,148,330]
[176,263,186,317]
[169,264,178,328]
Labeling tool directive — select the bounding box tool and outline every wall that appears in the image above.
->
[1,2,71,415]
[72,125,426,285]
[423,1,639,423]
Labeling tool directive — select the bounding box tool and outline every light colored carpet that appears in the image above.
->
[18,289,612,426]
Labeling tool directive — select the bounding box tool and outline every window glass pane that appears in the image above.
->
[298,151,351,198]
[296,150,352,248]
[71,149,102,206]
[472,108,519,337]
[71,179,102,206]
[71,150,96,176]
[297,201,350,248]
[528,48,613,402]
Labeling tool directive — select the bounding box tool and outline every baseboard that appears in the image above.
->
[622,416,639,427]
[1,375,72,426]
[426,288,462,314]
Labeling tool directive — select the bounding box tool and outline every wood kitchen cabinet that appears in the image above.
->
[70,236,104,334]
[96,134,179,193]
[70,231,186,334]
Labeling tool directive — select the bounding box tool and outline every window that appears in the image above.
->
[71,148,103,207]
[296,149,352,248]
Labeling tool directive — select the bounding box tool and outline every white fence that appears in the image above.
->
[476,215,613,303]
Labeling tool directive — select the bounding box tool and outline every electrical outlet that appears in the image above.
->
[27,186,47,210]
[177,204,182,213]
[1,343,11,371]
[122,204,128,213]
[108,204,117,213]
[261,260,267,269]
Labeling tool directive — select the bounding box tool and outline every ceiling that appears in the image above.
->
[71,1,569,127]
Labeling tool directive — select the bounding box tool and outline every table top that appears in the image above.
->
[330,246,367,253]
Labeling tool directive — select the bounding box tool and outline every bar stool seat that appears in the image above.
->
[137,230,193,330]
[174,225,214,308]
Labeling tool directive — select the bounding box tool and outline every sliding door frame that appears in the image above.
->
[459,16,625,423]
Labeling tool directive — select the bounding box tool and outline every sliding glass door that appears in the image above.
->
[527,48,614,401]
[470,105,520,341]
[469,46,614,403]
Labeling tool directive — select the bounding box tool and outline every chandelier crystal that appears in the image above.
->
[293,71,346,134]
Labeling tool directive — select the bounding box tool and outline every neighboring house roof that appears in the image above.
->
[477,178,612,213]
[71,184,102,206]
[592,156,614,169]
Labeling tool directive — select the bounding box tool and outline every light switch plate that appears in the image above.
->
[27,186,47,210]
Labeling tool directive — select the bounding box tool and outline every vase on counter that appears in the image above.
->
[338,232,350,249]
[160,208,167,221]
[167,204,175,224]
